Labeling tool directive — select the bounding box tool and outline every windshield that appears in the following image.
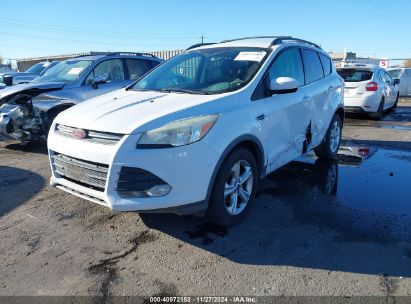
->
[337,69,373,82]
[388,69,402,78]
[26,62,49,74]
[34,60,92,83]
[132,47,268,94]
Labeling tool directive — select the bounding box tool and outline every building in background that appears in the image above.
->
[329,51,381,68]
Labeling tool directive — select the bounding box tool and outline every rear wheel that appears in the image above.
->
[314,114,342,160]
[392,93,399,110]
[370,97,384,120]
[206,148,258,227]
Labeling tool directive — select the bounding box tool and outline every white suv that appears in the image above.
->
[48,36,344,226]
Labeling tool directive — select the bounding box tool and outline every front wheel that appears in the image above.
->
[314,114,342,160]
[206,148,258,227]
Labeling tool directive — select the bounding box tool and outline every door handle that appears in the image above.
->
[303,95,311,102]
[256,114,266,121]
[328,85,335,91]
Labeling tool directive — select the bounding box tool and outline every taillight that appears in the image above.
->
[366,82,378,91]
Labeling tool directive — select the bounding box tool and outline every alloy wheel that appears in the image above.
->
[224,160,254,216]
[329,120,341,153]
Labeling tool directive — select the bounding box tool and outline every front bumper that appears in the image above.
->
[48,126,220,214]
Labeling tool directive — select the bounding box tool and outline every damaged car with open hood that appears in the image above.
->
[0,52,162,144]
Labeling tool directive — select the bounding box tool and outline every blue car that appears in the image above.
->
[0,52,163,143]
[0,61,59,87]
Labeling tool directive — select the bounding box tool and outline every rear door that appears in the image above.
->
[380,71,395,106]
[300,49,329,147]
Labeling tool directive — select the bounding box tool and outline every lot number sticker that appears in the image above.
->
[67,67,84,75]
[234,51,266,62]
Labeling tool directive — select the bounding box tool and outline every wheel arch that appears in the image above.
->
[335,106,345,127]
[204,135,265,206]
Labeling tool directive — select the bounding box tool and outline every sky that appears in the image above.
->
[1,0,411,63]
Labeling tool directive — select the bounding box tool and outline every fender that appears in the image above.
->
[204,134,266,206]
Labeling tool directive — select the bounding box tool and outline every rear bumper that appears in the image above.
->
[344,94,381,113]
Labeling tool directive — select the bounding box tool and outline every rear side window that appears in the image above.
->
[301,49,324,84]
[337,69,373,82]
[319,53,332,76]
[125,59,153,80]
[267,48,305,86]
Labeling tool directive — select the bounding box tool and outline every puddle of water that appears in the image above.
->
[257,148,411,243]
[337,148,411,214]
[381,125,411,131]
[260,148,411,215]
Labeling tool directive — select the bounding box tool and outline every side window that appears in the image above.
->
[301,49,324,84]
[385,72,393,83]
[379,71,386,83]
[85,59,125,85]
[267,48,305,86]
[126,59,153,80]
[319,53,332,76]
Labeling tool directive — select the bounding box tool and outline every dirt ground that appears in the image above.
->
[1,99,411,300]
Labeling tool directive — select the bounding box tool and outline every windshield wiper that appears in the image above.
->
[160,88,209,95]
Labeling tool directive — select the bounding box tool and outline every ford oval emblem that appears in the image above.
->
[73,129,87,139]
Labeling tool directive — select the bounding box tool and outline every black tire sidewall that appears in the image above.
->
[315,114,342,160]
[207,148,258,227]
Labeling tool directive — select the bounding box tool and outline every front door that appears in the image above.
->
[256,47,312,173]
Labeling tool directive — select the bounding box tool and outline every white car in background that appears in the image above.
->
[388,68,411,96]
[48,36,344,226]
[338,67,400,120]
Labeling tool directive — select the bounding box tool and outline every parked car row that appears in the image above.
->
[0,61,59,87]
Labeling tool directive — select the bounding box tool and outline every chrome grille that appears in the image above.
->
[55,124,123,145]
[51,153,108,191]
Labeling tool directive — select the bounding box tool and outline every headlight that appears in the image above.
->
[137,114,219,148]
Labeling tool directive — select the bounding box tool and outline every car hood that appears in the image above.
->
[56,89,230,134]
[0,82,66,100]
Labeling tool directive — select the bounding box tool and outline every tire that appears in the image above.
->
[370,98,384,120]
[314,114,342,160]
[315,159,338,196]
[46,108,65,137]
[206,147,258,227]
[392,93,399,111]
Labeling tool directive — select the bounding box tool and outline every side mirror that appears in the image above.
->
[394,78,400,86]
[92,76,107,89]
[269,77,299,94]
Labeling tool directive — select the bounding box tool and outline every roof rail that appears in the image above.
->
[186,43,216,51]
[270,37,322,50]
[106,52,159,58]
[219,36,322,50]
[74,52,110,58]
